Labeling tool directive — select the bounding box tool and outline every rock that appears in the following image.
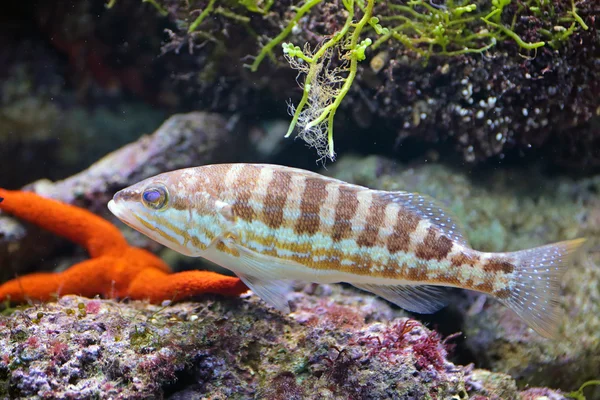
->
[0,286,559,399]
[26,111,243,209]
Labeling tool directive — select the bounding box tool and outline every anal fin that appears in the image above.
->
[352,283,448,314]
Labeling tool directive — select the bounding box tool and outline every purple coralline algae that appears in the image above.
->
[0,284,571,399]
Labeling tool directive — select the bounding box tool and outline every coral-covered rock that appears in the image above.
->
[152,0,600,168]
[0,288,566,399]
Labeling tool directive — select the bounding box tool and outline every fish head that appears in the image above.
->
[108,168,223,256]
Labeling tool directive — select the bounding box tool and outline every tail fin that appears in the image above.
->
[503,238,586,338]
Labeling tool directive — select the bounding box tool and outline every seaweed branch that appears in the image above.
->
[281,0,380,161]
[250,0,324,72]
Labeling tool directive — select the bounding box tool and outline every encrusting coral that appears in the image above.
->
[0,189,247,304]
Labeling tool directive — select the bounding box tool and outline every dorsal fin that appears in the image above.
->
[375,190,469,246]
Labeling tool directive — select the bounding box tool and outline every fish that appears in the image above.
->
[107,163,585,338]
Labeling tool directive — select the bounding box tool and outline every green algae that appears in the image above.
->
[281,0,380,160]
[104,0,588,163]
[567,380,600,400]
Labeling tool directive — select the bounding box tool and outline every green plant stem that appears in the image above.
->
[482,10,545,49]
[310,9,354,62]
[388,4,431,21]
[215,7,251,22]
[188,0,217,33]
[567,380,600,400]
[305,0,375,157]
[284,65,317,138]
[570,0,589,30]
[327,106,336,156]
[250,0,323,72]
[142,0,168,16]
[284,3,355,137]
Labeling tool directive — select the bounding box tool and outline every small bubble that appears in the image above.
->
[291,23,302,35]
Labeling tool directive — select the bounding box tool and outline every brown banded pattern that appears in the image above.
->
[207,164,233,198]
[263,170,293,229]
[231,165,261,222]
[110,162,588,339]
[318,182,341,230]
[483,257,516,274]
[279,173,307,228]
[223,164,245,189]
[450,251,480,268]
[294,177,328,235]
[331,186,360,242]
[356,198,387,248]
[414,227,453,261]
[386,209,421,254]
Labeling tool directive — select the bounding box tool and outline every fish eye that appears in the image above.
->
[142,186,168,210]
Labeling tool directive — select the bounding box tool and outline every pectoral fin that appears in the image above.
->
[217,242,300,313]
[352,283,448,313]
[238,274,294,313]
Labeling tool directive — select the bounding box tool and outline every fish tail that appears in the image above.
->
[502,238,586,338]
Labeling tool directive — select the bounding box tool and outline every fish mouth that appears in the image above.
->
[107,199,121,218]
[108,190,134,221]
[108,198,134,226]
[108,199,141,232]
